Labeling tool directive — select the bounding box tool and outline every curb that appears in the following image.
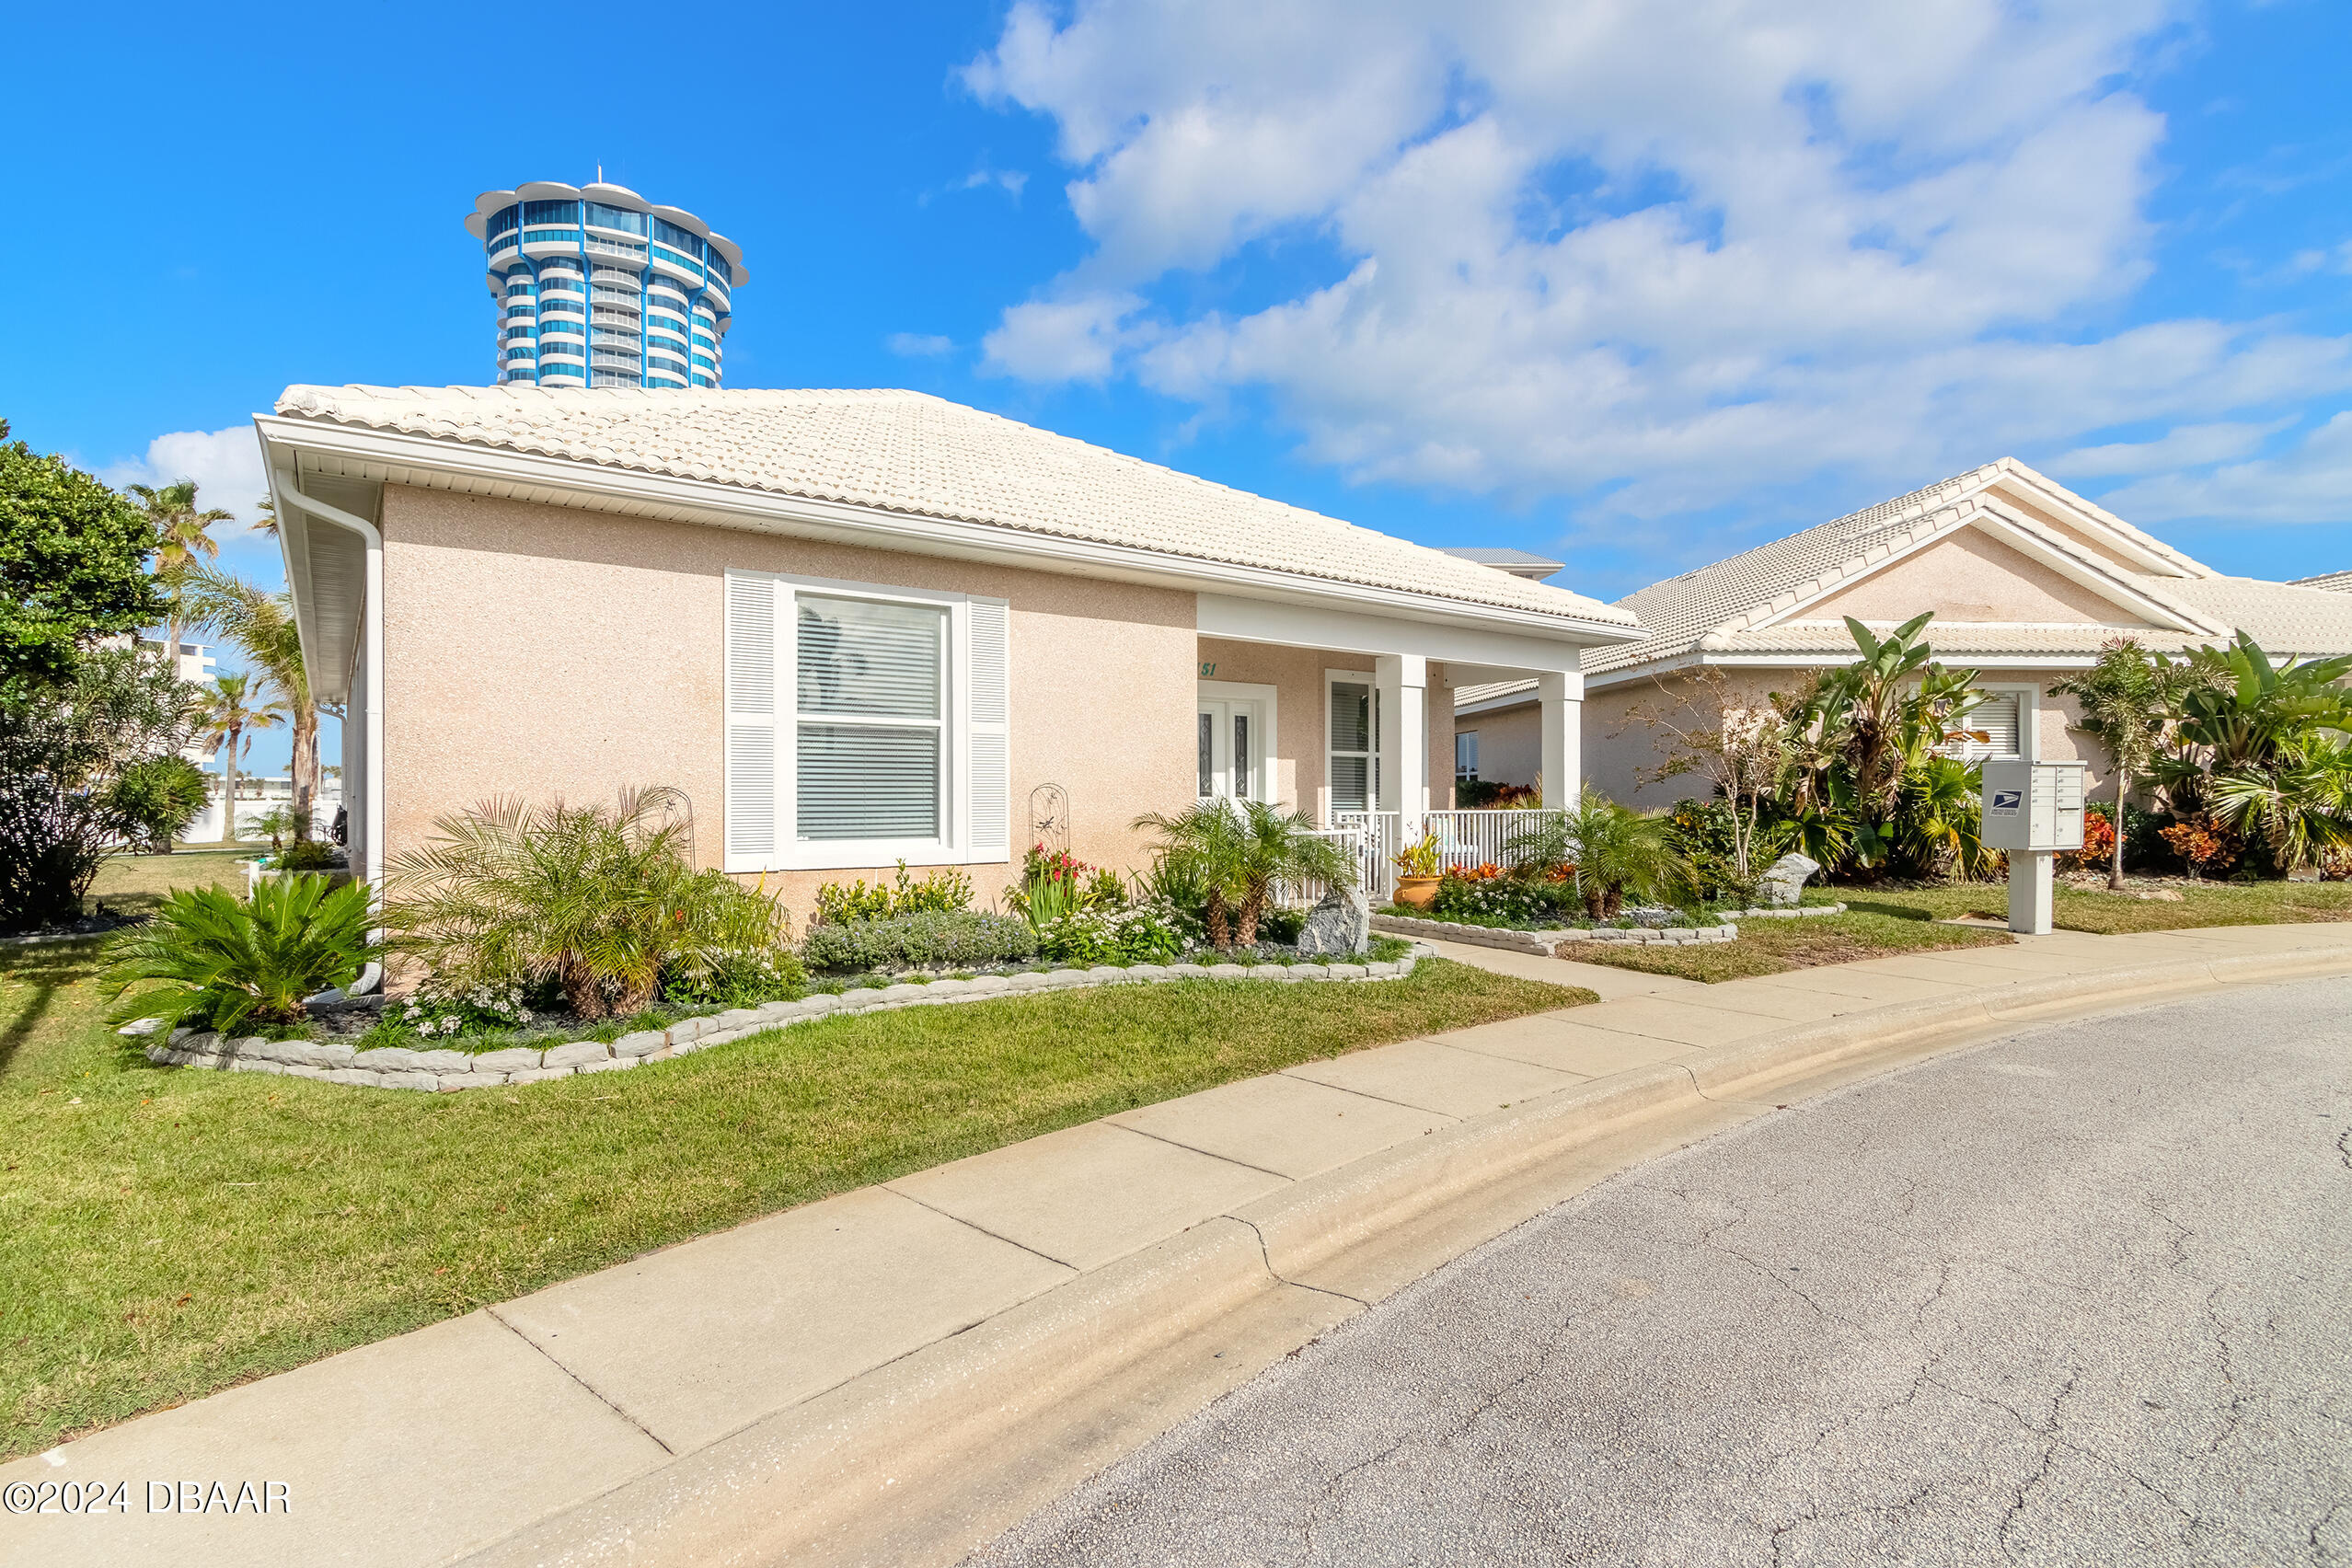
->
[459,937,2352,1568]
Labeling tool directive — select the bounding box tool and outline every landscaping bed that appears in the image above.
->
[0,938,1586,1461]
[1373,910,1737,952]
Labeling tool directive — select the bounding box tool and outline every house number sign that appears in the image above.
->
[1200,662,1216,677]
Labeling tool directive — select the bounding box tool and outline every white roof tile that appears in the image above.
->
[272,385,1640,632]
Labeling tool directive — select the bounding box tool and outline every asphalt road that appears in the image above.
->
[970,977,2352,1568]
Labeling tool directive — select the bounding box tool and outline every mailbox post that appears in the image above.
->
[1977,759,2089,935]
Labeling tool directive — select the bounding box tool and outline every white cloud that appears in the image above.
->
[2047,419,2293,478]
[100,425,270,535]
[965,0,2352,524]
[2097,412,2352,525]
[886,332,955,357]
[982,292,1153,382]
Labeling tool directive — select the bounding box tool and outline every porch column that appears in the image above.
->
[1538,669,1581,810]
[1376,652,1428,838]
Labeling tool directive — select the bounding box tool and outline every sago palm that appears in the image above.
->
[104,873,380,1032]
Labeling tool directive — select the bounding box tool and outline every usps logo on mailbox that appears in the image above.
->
[1989,789,2023,816]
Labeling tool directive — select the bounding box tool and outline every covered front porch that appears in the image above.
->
[1190,593,1597,896]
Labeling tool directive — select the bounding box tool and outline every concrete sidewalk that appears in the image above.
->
[7,923,2349,1568]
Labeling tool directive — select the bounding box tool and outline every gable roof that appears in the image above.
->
[2293,570,2352,593]
[266,384,1641,637]
[1455,457,2352,709]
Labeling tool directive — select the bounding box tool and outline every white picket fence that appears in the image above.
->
[1328,809,1565,899]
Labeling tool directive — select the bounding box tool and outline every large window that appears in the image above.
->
[1327,674,1378,814]
[1456,731,1479,782]
[726,572,1009,871]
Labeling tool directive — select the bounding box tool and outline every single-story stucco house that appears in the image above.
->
[257,385,1643,911]
[1455,458,2352,810]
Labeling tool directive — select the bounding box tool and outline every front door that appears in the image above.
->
[1197,697,1266,804]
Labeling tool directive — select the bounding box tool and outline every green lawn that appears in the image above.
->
[1839,877,2352,934]
[1575,875,2352,982]
[1574,909,2014,982]
[0,932,1587,1460]
[84,847,256,918]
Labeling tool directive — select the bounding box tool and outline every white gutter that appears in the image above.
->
[267,466,385,904]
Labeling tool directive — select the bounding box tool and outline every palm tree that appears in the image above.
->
[1132,800,1355,947]
[1789,615,1981,871]
[1506,792,1688,918]
[198,673,286,846]
[128,479,236,664]
[2050,639,2200,889]
[179,565,336,835]
[2159,633,2352,871]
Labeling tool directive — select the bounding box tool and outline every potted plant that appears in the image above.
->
[1391,831,1444,908]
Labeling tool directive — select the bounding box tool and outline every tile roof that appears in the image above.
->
[272,385,1639,632]
[2291,569,2352,593]
[1453,459,2352,709]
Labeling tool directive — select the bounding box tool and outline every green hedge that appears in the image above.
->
[801,910,1040,974]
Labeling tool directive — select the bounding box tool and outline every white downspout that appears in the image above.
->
[269,467,385,905]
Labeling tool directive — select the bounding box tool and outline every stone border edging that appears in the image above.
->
[1724,902,1847,919]
[1373,912,1737,952]
[466,936,2352,1568]
[141,947,1440,1091]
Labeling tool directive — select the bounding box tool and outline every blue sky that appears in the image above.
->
[6,1,2349,778]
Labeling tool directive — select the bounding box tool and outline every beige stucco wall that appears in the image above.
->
[1458,702,1541,792]
[1194,639,1455,816]
[378,485,1197,919]
[1805,530,2154,627]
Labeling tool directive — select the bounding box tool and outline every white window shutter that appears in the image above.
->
[1947,691,2022,763]
[967,596,1009,859]
[725,573,778,863]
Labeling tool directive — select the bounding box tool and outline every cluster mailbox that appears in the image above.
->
[1979,758,2089,934]
[1977,759,2087,854]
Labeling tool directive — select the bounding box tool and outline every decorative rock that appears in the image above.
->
[1296,884,1372,957]
[183,1032,223,1057]
[1758,852,1822,907]
[542,1041,611,1069]
[471,1046,543,1073]
[117,1017,166,1038]
[612,1030,668,1058]
[1625,905,1676,928]
[169,1027,195,1045]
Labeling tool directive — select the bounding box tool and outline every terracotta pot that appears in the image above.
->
[1393,874,1441,908]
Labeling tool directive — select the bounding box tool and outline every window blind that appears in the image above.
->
[1945,691,2023,762]
[1330,680,1374,813]
[796,595,945,842]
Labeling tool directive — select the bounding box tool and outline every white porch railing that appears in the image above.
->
[1330,808,1568,899]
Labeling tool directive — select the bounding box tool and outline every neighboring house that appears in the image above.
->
[1456,458,2352,809]
[2293,570,2352,593]
[256,386,1643,906]
[186,773,347,846]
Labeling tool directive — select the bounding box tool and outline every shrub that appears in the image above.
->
[1663,798,1795,903]
[1429,864,1578,926]
[1456,780,1540,809]
[383,786,791,1020]
[2058,806,2117,874]
[663,948,808,1009]
[280,838,338,871]
[801,910,1039,974]
[102,873,380,1032]
[2159,813,2242,880]
[812,859,974,925]
[105,754,211,852]
[0,647,203,930]
[397,976,539,1039]
[1505,793,1689,918]
[1037,905,1185,965]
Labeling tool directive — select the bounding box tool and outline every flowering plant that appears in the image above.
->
[1037,903,1186,965]
[398,976,535,1038]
